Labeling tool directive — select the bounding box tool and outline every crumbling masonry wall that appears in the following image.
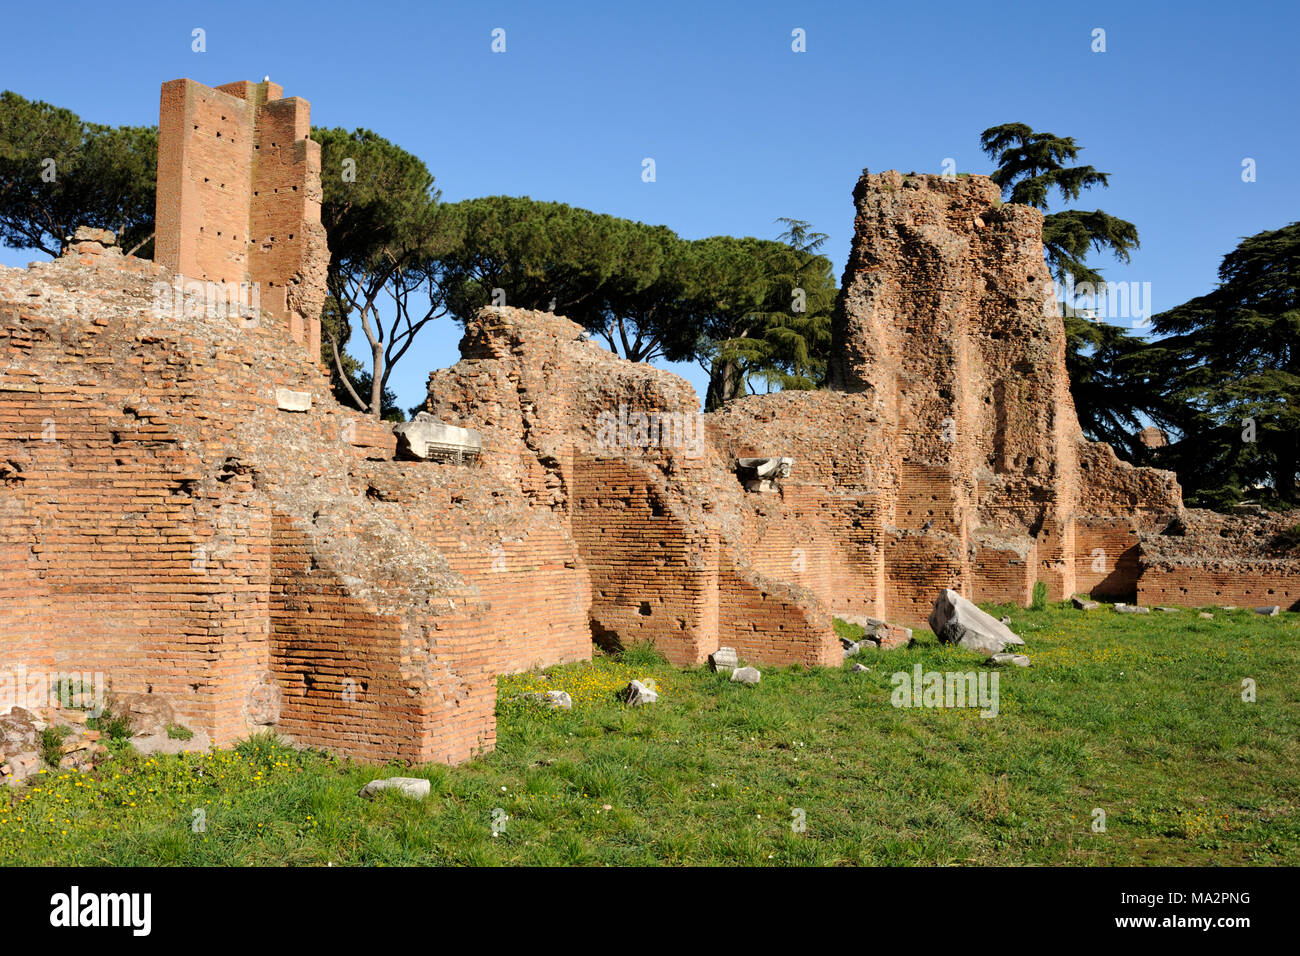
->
[0,239,591,760]
[4,74,1297,772]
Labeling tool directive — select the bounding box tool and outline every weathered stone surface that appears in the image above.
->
[1137,426,1168,449]
[710,647,739,671]
[394,412,482,463]
[1072,596,1101,611]
[1255,606,1281,616]
[624,680,658,706]
[522,690,571,710]
[1199,612,1215,620]
[988,653,1031,667]
[841,616,911,650]
[851,662,871,673]
[275,388,312,412]
[929,589,1024,656]
[875,624,912,650]
[840,639,860,658]
[106,693,174,738]
[359,776,431,800]
[1114,604,1151,614]
[3,751,41,785]
[72,227,116,246]
[735,456,793,493]
[730,666,761,685]
[0,708,37,756]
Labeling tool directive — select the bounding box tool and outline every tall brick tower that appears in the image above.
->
[154,79,329,360]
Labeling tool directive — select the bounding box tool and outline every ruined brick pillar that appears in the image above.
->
[154,78,329,361]
[827,169,1181,606]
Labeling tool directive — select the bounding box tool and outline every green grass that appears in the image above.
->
[2,603,1298,865]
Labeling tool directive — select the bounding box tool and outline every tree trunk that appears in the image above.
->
[704,359,743,412]
[1277,434,1298,504]
[370,346,384,418]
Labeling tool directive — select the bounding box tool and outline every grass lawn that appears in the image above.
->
[3,602,1298,866]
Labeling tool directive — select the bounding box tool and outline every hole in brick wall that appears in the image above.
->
[0,459,24,486]
[590,620,622,654]
[638,601,652,616]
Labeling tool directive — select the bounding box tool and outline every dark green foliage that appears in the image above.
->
[1142,223,1300,507]
[437,197,837,408]
[0,90,157,257]
[614,641,669,668]
[87,708,133,742]
[981,123,1156,461]
[1031,581,1048,611]
[38,725,72,767]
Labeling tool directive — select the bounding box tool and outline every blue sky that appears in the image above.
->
[3,0,1297,410]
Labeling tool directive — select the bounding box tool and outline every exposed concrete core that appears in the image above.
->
[1,83,1296,766]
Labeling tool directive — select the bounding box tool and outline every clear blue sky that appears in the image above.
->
[3,0,1297,410]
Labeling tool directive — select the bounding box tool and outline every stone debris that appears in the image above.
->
[0,708,37,756]
[359,776,431,800]
[1114,604,1152,614]
[929,589,1025,656]
[1156,607,1180,613]
[2,752,42,786]
[274,388,312,412]
[624,680,658,706]
[730,667,761,685]
[841,616,911,650]
[840,639,861,659]
[1255,606,1281,616]
[393,411,482,463]
[851,663,871,673]
[988,653,1031,668]
[1199,612,1215,620]
[1072,596,1101,611]
[735,456,793,493]
[709,647,739,672]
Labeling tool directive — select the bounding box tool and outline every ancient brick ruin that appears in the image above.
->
[1,81,1296,767]
[154,78,328,358]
